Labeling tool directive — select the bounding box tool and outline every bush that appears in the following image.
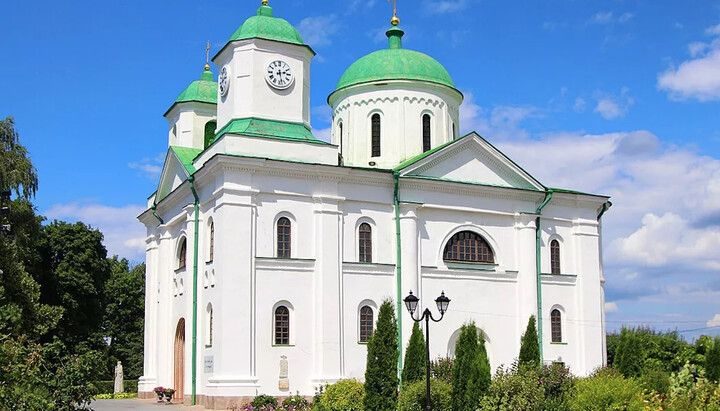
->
[518,316,540,368]
[251,394,278,408]
[315,379,365,411]
[92,379,138,394]
[614,327,644,378]
[568,367,644,411]
[452,322,489,410]
[364,299,398,411]
[282,394,310,410]
[706,336,720,383]
[431,357,453,385]
[538,363,574,411]
[640,367,671,395]
[402,322,426,384]
[477,362,545,411]
[667,378,720,411]
[397,378,452,411]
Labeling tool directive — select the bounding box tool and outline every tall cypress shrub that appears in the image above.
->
[402,322,426,384]
[519,315,541,367]
[475,333,491,394]
[705,336,720,383]
[614,327,643,378]
[364,299,398,410]
[452,322,485,411]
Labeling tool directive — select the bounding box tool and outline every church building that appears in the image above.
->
[138,1,611,407]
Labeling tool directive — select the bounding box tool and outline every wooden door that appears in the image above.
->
[174,318,185,402]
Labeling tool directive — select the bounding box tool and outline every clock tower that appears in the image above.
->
[212,1,315,133]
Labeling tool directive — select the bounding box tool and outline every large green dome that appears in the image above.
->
[228,5,304,46]
[175,70,217,105]
[333,27,456,93]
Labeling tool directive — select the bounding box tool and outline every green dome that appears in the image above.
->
[229,5,304,46]
[334,27,456,93]
[175,70,217,105]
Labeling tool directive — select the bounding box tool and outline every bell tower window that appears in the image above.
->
[371,114,381,157]
[423,114,431,152]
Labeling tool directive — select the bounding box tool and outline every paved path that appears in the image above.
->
[91,398,204,410]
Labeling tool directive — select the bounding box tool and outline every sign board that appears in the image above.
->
[204,356,214,373]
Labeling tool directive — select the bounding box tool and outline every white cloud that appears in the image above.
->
[44,202,147,261]
[297,15,339,47]
[573,97,586,112]
[605,302,620,313]
[314,126,331,143]
[459,92,537,140]
[618,13,634,23]
[349,0,377,11]
[588,11,633,25]
[128,152,164,180]
[658,23,720,101]
[423,0,469,14]
[708,314,720,327]
[593,88,634,119]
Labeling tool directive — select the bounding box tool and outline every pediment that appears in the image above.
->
[396,133,544,191]
[156,146,201,203]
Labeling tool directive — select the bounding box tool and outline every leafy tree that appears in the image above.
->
[402,322,426,384]
[614,327,644,378]
[706,336,720,383]
[452,322,487,411]
[519,315,540,368]
[364,299,398,410]
[34,221,112,352]
[0,116,38,198]
[103,258,145,379]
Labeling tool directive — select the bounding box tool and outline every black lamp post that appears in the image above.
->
[403,290,450,411]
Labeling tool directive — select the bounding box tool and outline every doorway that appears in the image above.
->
[174,318,185,402]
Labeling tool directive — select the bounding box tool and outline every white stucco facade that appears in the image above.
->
[138,4,610,408]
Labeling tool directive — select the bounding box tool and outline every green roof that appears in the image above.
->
[165,69,217,116]
[170,146,202,174]
[215,117,332,145]
[394,134,466,171]
[333,27,456,94]
[228,5,304,46]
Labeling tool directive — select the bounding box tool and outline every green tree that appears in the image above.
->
[452,322,487,411]
[103,258,145,379]
[364,299,398,410]
[614,327,644,378]
[0,116,38,198]
[706,336,720,383]
[474,333,492,394]
[519,315,540,368]
[402,322,426,384]
[34,221,112,352]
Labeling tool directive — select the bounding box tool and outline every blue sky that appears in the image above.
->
[2,0,720,339]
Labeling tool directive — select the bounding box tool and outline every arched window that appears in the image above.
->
[274,306,290,345]
[206,303,213,346]
[443,231,494,263]
[277,217,291,258]
[550,239,560,274]
[371,114,381,157]
[204,120,217,149]
[551,309,562,343]
[422,114,431,152]
[208,221,215,262]
[359,305,374,342]
[338,122,343,144]
[178,238,187,269]
[358,223,372,263]
[452,122,457,140]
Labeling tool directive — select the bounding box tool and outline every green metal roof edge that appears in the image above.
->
[548,187,609,198]
[404,174,546,193]
[474,133,547,191]
[393,135,468,171]
[214,117,334,146]
[213,152,393,172]
[170,146,202,175]
[329,77,462,104]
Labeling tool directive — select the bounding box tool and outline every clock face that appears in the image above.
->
[219,66,230,97]
[265,60,294,90]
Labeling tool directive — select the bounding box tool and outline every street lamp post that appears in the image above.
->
[403,290,450,411]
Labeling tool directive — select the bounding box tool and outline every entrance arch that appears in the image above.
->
[174,318,185,402]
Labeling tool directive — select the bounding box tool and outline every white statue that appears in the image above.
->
[114,361,124,394]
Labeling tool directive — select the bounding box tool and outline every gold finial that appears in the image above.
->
[262,0,268,5]
[204,41,211,71]
[389,0,399,26]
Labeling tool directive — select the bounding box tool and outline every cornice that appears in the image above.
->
[255,257,315,272]
[400,178,544,203]
[422,266,519,282]
[541,274,578,286]
[342,262,395,276]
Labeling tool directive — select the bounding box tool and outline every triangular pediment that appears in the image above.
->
[156,146,201,203]
[396,133,545,191]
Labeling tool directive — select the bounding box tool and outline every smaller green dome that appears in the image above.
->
[175,70,217,105]
[229,5,304,45]
[333,27,456,93]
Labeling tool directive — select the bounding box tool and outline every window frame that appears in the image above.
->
[274,305,291,346]
[371,113,381,157]
[550,308,562,343]
[206,303,214,347]
[359,305,374,343]
[443,231,495,264]
[358,223,373,263]
[208,221,215,262]
[422,113,432,152]
[178,237,187,270]
[276,217,292,258]
[550,239,561,275]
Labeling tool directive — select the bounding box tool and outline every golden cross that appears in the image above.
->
[204,41,211,71]
[388,0,399,25]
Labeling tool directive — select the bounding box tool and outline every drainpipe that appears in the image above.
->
[393,172,403,382]
[535,189,553,362]
[597,201,612,221]
[188,176,200,406]
[151,205,164,225]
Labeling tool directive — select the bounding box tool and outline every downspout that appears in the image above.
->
[535,189,553,362]
[188,176,200,406]
[597,201,612,221]
[393,172,403,382]
[151,205,164,225]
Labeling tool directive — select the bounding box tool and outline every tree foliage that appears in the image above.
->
[402,321,426,385]
[0,116,38,198]
[519,315,540,368]
[707,337,720,383]
[614,327,644,378]
[452,322,489,411]
[364,299,398,411]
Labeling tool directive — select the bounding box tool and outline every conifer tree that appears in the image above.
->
[402,322,426,384]
[518,315,541,367]
[364,299,398,410]
[474,333,491,394]
[614,327,644,378]
[452,322,486,411]
[704,336,720,383]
